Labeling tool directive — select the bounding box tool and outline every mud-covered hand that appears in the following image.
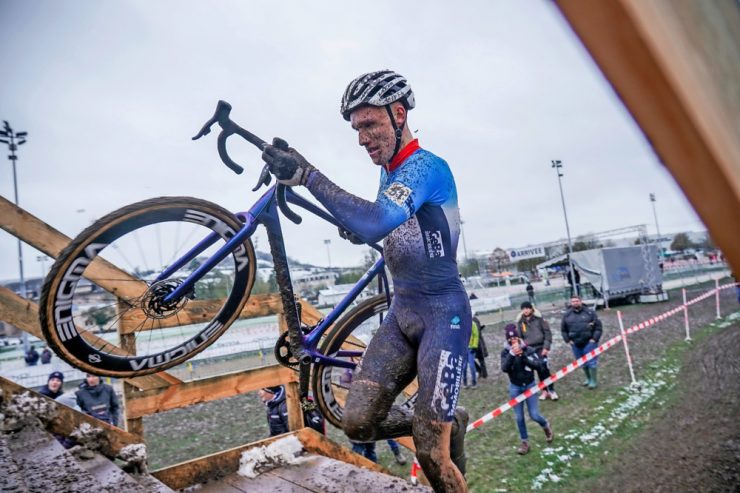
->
[261,137,315,186]
[338,226,364,245]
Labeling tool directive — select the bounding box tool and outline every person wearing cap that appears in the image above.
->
[76,373,120,427]
[39,371,65,400]
[262,71,470,490]
[516,301,557,401]
[561,295,603,389]
[501,324,554,455]
[258,385,325,437]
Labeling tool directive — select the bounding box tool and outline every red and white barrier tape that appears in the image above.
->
[467,282,737,431]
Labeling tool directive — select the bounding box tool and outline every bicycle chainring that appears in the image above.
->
[274,331,300,370]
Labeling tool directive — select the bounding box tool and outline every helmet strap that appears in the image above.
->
[385,104,403,164]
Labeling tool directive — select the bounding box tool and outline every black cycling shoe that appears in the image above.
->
[450,407,469,476]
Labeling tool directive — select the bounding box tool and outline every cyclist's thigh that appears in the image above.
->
[414,291,471,422]
[350,301,417,396]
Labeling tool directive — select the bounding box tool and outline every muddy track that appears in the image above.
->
[584,314,740,492]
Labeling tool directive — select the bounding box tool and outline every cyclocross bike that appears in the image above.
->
[39,100,416,427]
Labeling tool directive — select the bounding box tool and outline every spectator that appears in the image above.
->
[526,282,535,304]
[351,440,407,465]
[565,268,581,297]
[517,301,557,401]
[41,347,53,365]
[24,345,40,366]
[39,371,65,400]
[473,314,488,379]
[561,296,603,389]
[76,373,120,427]
[501,324,553,455]
[258,386,325,436]
[352,441,378,462]
[462,317,479,388]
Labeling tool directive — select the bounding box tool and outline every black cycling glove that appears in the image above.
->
[261,137,315,186]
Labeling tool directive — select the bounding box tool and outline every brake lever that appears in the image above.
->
[277,184,303,224]
[252,164,273,191]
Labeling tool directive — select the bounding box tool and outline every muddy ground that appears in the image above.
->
[144,283,740,491]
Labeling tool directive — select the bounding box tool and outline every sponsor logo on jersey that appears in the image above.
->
[383,182,412,208]
[450,315,461,329]
[431,349,462,420]
[424,230,445,258]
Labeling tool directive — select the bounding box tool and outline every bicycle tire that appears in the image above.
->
[312,293,417,429]
[39,196,256,377]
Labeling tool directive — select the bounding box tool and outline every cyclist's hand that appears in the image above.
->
[338,226,364,245]
[262,137,315,186]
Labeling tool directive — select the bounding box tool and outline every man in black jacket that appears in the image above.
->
[561,296,603,389]
[76,373,120,426]
[258,386,325,436]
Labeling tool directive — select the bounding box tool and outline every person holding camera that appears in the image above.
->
[501,324,554,455]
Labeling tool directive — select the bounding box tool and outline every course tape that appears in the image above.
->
[467,282,737,432]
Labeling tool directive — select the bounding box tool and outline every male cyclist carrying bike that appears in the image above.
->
[262,70,470,492]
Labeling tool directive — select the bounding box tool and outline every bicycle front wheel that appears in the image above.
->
[39,197,256,377]
[312,293,418,429]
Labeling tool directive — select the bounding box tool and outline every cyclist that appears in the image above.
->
[262,70,471,492]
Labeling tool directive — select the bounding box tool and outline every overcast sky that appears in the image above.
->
[0,0,705,281]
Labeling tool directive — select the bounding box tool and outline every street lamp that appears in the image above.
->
[551,160,578,296]
[649,193,663,255]
[324,239,332,268]
[1,120,30,351]
[459,216,469,262]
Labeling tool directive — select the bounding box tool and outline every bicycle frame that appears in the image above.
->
[159,184,388,372]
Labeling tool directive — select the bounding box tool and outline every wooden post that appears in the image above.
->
[118,300,144,437]
[277,309,304,432]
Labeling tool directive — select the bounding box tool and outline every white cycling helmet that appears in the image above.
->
[340,70,415,121]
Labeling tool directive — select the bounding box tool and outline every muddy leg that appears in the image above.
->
[413,416,467,493]
[343,380,414,441]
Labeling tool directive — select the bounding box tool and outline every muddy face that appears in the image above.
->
[350,105,402,166]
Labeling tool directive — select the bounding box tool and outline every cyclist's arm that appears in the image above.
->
[305,162,442,244]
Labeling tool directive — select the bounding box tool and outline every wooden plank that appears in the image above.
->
[0,286,179,391]
[152,433,294,490]
[119,293,286,333]
[0,375,141,458]
[125,364,297,418]
[152,428,390,491]
[555,0,740,271]
[0,195,148,300]
[295,427,389,474]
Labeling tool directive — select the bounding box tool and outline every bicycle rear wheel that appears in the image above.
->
[312,293,418,429]
[39,197,255,377]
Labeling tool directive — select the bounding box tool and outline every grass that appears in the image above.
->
[453,309,738,492]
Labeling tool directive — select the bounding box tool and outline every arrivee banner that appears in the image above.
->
[507,245,545,262]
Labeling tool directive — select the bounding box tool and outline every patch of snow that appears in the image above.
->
[238,435,304,478]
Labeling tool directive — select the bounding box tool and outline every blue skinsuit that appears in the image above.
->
[306,145,471,422]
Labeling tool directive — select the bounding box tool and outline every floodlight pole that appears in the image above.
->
[551,160,578,296]
[1,121,29,352]
[324,239,332,269]
[649,193,662,255]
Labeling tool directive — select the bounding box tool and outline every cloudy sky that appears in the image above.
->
[0,0,704,281]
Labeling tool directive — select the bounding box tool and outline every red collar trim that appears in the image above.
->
[388,139,420,172]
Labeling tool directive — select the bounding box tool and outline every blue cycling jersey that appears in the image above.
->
[306,143,464,295]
